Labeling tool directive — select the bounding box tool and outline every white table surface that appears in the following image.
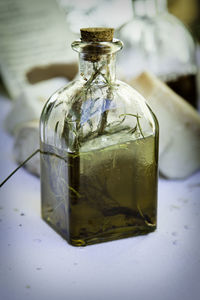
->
[0,95,200,300]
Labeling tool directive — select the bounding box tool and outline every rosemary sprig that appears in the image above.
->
[61,62,109,149]
[0,149,40,188]
[119,113,145,138]
[97,58,114,135]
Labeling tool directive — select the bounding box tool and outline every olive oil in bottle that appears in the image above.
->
[41,132,158,246]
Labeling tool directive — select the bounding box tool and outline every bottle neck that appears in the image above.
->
[132,0,167,17]
[79,53,116,83]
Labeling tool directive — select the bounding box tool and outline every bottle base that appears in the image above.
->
[42,215,156,246]
[69,225,156,246]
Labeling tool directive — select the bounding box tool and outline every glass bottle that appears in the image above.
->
[118,0,198,108]
[40,28,159,246]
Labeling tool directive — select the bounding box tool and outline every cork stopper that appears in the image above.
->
[80,27,114,42]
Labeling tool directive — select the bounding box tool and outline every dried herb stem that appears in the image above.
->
[97,58,114,135]
[0,149,40,188]
[120,113,145,138]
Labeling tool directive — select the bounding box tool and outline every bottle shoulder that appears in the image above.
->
[41,78,155,121]
[40,78,158,151]
[41,80,82,110]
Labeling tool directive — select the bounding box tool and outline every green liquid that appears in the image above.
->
[40,134,158,246]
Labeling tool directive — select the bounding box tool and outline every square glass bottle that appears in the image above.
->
[40,28,159,246]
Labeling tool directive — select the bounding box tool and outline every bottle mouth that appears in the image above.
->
[71,39,123,55]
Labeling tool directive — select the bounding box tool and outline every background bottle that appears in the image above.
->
[118,0,198,108]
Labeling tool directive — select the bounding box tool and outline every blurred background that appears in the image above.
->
[0,0,200,100]
[1,3,200,300]
[59,0,200,40]
[0,0,200,177]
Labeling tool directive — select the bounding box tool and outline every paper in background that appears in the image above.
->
[0,0,76,99]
